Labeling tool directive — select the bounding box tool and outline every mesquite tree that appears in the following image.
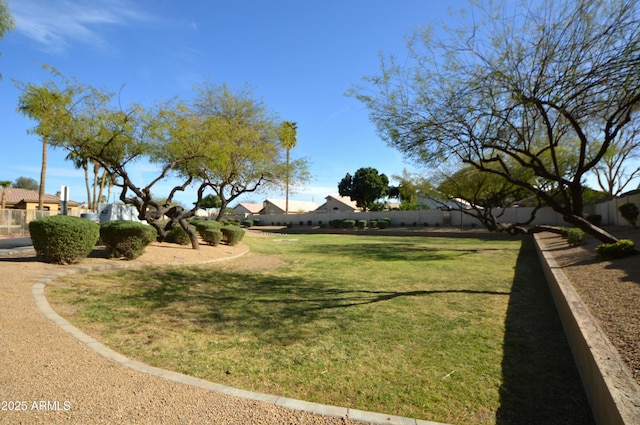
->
[354,0,640,243]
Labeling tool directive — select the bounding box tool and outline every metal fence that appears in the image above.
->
[0,209,90,237]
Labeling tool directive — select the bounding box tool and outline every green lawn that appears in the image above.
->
[48,233,592,425]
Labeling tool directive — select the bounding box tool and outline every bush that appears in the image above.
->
[195,220,222,239]
[221,225,246,246]
[564,228,586,246]
[29,215,99,264]
[357,220,367,229]
[342,219,356,229]
[619,202,639,227]
[166,224,191,245]
[242,219,254,228]
[377,219,390,229]
[329,219,342,229]
[100,220,157,260]
[203,228,222,246]
[369,219,378,228]
[595,239,636,260]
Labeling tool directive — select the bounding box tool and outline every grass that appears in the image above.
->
[47,233,592,425]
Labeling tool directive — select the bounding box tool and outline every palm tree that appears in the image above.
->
[16,85,61,211]
[278,121,297,214]
[66,151,91,208]
[0,180,11,210]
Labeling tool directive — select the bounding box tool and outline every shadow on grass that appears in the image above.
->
[122,266,509,346]
[497,237,595,425]
[299,240,491,262]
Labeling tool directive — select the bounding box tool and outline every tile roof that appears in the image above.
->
[264,199,319,212]
[0,188,80,206]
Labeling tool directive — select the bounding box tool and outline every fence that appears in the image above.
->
[248,196,640,230]
[0,209,91,237]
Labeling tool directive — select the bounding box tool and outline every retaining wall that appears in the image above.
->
[533,234,640,425]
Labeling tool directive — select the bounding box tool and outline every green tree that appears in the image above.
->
[353,0,640,244]
[437,166,538,233]
[65,150,91,207]
[278,121,297,214]
[0,0,14,79]
[185,84,309,220]
[13,177,39,191]
[200,193,221,213]
[389,169,435,210]
[339,167,389,211]
[16,71,205,248]
[16,76,73,211]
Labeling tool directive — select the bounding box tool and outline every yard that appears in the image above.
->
[46,233,593,425]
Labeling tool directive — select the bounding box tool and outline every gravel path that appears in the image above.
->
[0,241,363,425]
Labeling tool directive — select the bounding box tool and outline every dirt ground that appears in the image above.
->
[535,228,640,384]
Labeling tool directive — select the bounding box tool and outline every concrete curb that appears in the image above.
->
[533,234,640,425]
[32,247,449,425]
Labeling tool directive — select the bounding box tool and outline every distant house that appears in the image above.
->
[0,188,81,211]
[314,195,360,213]
[232,202,264,216]
[262,199,319,215]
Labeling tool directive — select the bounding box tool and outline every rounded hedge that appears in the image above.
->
[166,224,192,245]
[100,220,157,260]
[203,228,222,246]
[221,225,246,246]
[195,220,223,239]
[29,215,100,264]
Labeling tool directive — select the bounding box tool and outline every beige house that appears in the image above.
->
[262,199,319,215]
[232,202,264,216]
[0,188,81,211]
[314,195,360,213]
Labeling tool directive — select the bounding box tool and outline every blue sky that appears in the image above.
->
[0,0,460,207]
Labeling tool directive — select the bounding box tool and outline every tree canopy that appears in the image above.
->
[13,176,39,190]
[338,167,389,211]
[16,71,307,248]
[353,0,640,243]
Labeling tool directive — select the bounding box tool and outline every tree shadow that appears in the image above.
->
[122,267,508,346]
[496,237,595,424]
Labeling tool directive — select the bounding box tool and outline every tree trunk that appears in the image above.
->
[179,219,200,250]
[38,136,47,211]
[562,214,619,244]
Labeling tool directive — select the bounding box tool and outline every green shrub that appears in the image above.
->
[329,219,342,229]
[242,219,254,228]
[221,225,246,246]
[253,219,260,226]
[166,224,191,245]
[357,220,367,229]
[29,215,99,264]
[619,202,639,227]
[377,219,390,229]
[100,220,157,260]
[203,228,222,246]
[595,239,636,260]
[564,228,585,246]
[342,219,356,229]
[307,220,313,226]
[195,220,222,238]
[369,219,378,228]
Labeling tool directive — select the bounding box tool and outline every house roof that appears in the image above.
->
[233,202,263,214]
[323,195,359,210]
[264,199,319,213]
[0,188,80,206]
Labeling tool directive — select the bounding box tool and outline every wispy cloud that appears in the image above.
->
[10,0,155,53]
